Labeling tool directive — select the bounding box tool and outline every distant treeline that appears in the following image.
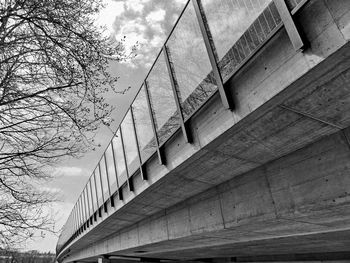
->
[0,250,55,263]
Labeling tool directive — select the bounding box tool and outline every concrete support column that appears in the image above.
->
[211,258,233,263]
[98,257,110,263]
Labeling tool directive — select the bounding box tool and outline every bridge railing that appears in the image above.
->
[57,0,306,254]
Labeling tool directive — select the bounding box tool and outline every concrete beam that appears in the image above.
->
[65,128,350,261]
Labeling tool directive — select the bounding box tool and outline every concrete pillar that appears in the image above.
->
[212,258,233,263]
[98,257,110,263]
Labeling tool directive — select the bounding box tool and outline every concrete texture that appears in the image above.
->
[68,130,350,261]
[57,0,350,262]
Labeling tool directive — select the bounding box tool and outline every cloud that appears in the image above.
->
[96,0,125,34]
[122,0,152,13]
[42,186,62,194]
[53,166,85,177]
[109,0,187,68]
[145,8,166,23]
[173,0,187,5]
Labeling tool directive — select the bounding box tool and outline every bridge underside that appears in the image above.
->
[60,1,350,262]
[76,121,350,261]
[109,228,350,260]
[107,124,350,259]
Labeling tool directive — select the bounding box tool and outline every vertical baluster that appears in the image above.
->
[103,152,114,207]
[273,0,305,50]
[192,0,234,110]
[97,163,107,212]
[163,45,192,143]
[93,171,102,217]
[130,105,147,180]
[82,188,89,228]
[119,127,134,191]
[88,179,96,221]
[144,80,166,165]
[86,181,93,225]
[111,140,123,200]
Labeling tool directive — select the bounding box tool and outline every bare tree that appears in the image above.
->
[0,249,55,263]
[0,0,129,248]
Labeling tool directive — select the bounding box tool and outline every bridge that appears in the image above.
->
[56,0,350,262]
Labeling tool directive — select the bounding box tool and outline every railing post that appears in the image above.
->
[85,182,93,225]
[85,187,89,226]
[119,128,134,192]
[110,140,123,200]
[88,179,96,221]
[93,170,102,217]
[70,213,74,236]
[82,196,87,230]
[76,201,81,233]
[144,80,166,165]
[82,188,89,228]
[77,197,82,231]
[103,152,114,207]
[69,213,73,237]
[72,205,76,235]
[97,163,107,212]
[75,205,79,235]
[75,206,79,234]
[71,206,74,234]
[163,45,192,143]
[192,0,234,110]
[81,195,87,229]
[79,195,83,229]
[82,190,86,228]
[273,0,305,51]
[79,197,85,231]
[130,105,147,180]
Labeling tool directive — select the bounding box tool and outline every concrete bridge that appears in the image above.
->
[56,0,350,262]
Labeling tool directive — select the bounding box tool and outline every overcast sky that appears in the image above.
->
[24,0,188,252]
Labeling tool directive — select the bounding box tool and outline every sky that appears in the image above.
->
[23,0,188,252]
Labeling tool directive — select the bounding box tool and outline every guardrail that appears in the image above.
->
[56,0,307,255]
